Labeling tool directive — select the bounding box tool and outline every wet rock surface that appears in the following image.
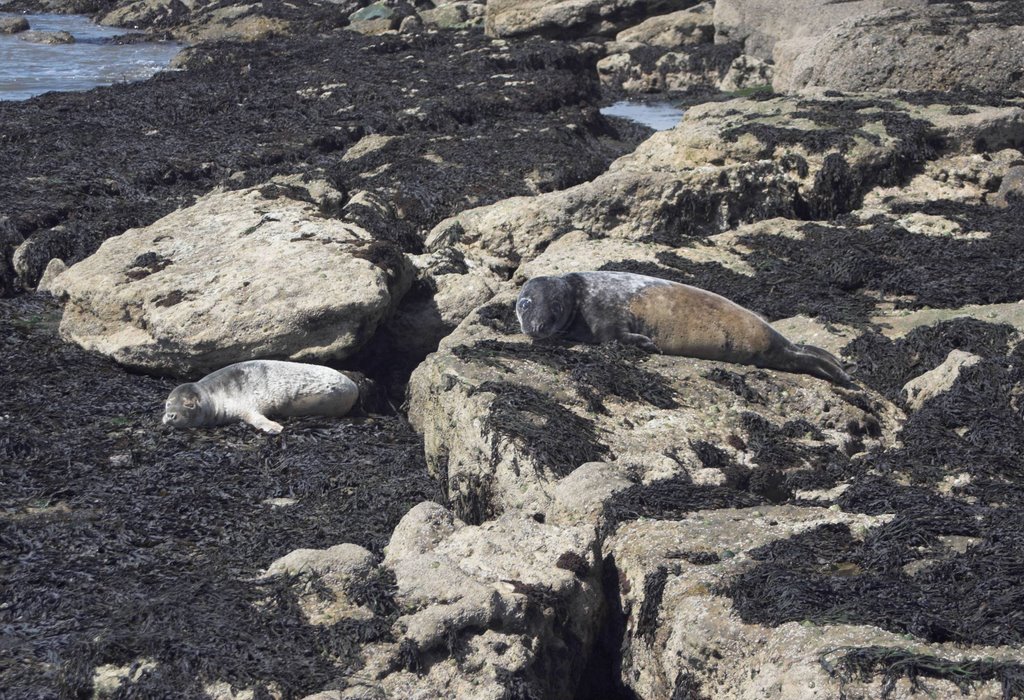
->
[4,0,1024,698]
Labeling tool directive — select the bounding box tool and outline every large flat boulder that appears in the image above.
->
[779,3,1024,94]
[429,94,1024,277]
[713,0,1024,94]
[50,183,412,376]
[712,0,926,61]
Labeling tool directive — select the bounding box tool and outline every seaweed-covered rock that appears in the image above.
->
[407,284,901,523]
[485,0,702,39]
[596,41,740,96]
[51,183,413,376]
[0,16,29,33]
[325,501,604,699]
[95,0,363,41]
[592,1,723,96]
[605,507,1024,699]
[18,29,74,43]
[718,52,773,92]
[263,543,380,626]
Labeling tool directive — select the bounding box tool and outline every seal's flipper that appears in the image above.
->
[794,343,856,387]
[243,412,284,434]
[619,332,661,353]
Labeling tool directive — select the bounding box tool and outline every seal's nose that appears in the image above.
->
[163,412,175,424]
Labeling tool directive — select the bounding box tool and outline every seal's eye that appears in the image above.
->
[183,398,197,410]
[518,298,531,309]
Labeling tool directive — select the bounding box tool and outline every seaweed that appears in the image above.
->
[0,30,623,288]
[636,566,669,646]
[702,368,767,405]
[476,300,521,335]
[603,477,764,532]
[475,381,610,480]
[556,552,591,579]
[453,339,677,414]
[820,646,1024,699]
[0,295,441,697]
[843,318,1015,403]
[447,472,497,527]
[610,199,1024,327]
[670,672,710,700]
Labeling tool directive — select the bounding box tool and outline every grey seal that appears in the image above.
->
[516,271,853,386]
[163,360,359,433]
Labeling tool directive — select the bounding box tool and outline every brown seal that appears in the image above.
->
[515,271,853,386]
[162,360,359,433]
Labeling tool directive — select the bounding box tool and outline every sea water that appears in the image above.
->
[600,100,686,131]
[0,13,181,101]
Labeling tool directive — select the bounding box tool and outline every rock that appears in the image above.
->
[334,501,605,699]
[420,2,484,29]
[398,14,422,33]
[35,258,67,294]
[50,183,413,376]
[902,349,983,411]
[596,41,741,95]
[780,3,1024,94]
[349,2,395,22]
[485,0,703,39]
[348,17,395,34]
[0,16,29,34]
[12,224,94,290]
[407,280,902,522]
[990,165,1024,208]
[100,0,291,42]
[263,543,379,626]
[712,0,926,61]
[92,658,159,698]
[613,2,714,47]
[872,301,1024,341]
[18,30,74,44]
[718,53,773,92]
[605,506,1024,698]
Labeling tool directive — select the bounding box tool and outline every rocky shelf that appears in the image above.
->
[3,1,1024,699]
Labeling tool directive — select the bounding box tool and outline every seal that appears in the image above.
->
[516,271,853,386]
[162,360,359,433]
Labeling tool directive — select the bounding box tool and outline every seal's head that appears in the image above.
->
[163,383,205,428]
[516,276,574,339]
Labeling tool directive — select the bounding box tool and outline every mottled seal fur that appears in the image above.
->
[163,360,359,433]
[516,271,853,386]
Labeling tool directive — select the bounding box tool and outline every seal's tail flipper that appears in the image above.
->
[794,343,857,387]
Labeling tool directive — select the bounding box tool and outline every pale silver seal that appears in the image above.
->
[163,360,359,433]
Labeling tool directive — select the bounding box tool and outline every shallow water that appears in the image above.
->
[600,100,685,131]
[0,12,181,101]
